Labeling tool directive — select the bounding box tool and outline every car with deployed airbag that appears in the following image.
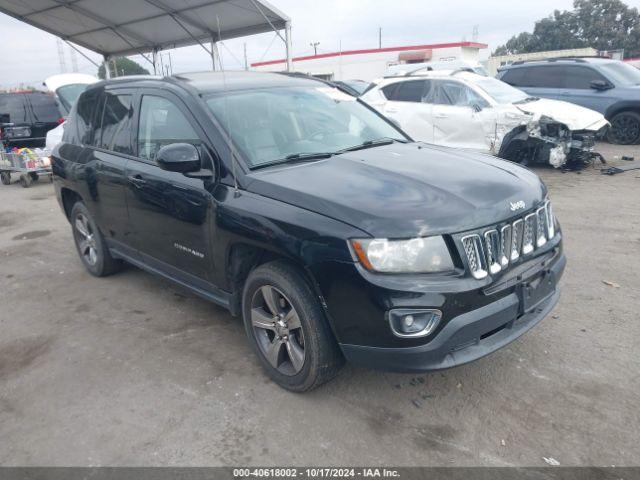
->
[52,71,565,391]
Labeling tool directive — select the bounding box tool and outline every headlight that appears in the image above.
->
[350,236,454,273]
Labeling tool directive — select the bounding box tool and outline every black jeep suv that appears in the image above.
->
[52,72,565,391]
[0,91,63,147]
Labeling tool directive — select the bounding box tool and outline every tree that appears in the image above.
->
[494,0,640,58]
[98,57,150,79]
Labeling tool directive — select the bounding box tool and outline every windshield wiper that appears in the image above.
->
[251,152,334,170]
[337,137,408,154]
[514,96,540,104]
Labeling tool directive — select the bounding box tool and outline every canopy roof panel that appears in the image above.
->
[0,0,289,57]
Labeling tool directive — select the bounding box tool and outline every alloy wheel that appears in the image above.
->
[250,285,306,375]
[74,213,98,266]
[610,114,640,144]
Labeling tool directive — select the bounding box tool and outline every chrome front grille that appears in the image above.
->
[462,201,557,280]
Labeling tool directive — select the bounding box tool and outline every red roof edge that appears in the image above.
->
[251,41,488,68]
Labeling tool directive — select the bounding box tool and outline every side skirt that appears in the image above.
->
[108,242,234,314]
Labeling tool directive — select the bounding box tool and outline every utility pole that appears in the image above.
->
[243,43,248,70]
[168,51,173,75]
[310,42,320,55]
[378,27,382,49]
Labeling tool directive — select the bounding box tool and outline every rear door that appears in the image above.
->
[125,91,214,283]
[430,79,492,151]
[379,80,435,142]
[501,65,566,101]
[88,88,136,247]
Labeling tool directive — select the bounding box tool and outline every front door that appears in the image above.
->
[125,92,214,283]
[430,80,492,151]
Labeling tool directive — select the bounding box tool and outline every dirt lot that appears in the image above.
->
[0,143,639,467]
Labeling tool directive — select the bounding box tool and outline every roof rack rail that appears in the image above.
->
[510,56,602,66]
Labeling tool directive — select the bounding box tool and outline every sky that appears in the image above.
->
[2,0,640,89]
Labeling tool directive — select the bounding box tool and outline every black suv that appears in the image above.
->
[0,91,63,147]
[497,58,640,144]
[52,72,565,391]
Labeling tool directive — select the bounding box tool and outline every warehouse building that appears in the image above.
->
[251,41,488,81]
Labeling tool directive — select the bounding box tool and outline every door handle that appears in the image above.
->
[386,108,398,113]
[434,114,448,119]
[128,174,147,187]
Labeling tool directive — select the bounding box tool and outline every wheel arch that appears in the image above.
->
[604,101,640,120]
[225,241,330,320]
[60,187,84,221]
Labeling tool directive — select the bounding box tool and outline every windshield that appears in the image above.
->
[473,77,529,104]
[599,62,640,86]
[56,84,90,116]
[206,86,406,168]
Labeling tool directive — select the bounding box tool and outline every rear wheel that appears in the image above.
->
[0,172,10,185]
[242,261,344,392]
[607,111,640,145]
[70,202,122,277]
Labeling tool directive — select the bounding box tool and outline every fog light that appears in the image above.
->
[389,309,442,338]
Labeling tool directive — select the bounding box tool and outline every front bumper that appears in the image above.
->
[335,249,566,373]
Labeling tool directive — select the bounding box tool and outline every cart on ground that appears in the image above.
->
[0,149,52,188]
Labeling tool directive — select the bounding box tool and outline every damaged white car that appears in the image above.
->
[361,70,609,168]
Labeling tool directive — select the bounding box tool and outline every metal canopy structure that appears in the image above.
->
[0,0,292,74]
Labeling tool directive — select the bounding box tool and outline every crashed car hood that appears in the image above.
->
[514,98,608,131]
[245,143,546,238]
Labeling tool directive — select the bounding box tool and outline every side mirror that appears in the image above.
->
[590,80,612,91]
[156,143,201,173]
[472,103,483,113]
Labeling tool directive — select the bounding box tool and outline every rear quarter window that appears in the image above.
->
[75,89,101,145]
[25,93,61,123]
[0,94,29,124]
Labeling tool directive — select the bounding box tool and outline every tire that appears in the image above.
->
[70,202,122,277]
[19,174,32,188]
[0,172,10,185]
[607,111,640,145]
[242,261,344,392]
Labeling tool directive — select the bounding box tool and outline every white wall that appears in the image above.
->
[253,46,480,81]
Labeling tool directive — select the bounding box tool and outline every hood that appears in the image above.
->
[515,98,608,131]
[245,143,546,238]
[44,73,98,93]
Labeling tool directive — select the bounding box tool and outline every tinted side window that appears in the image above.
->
[137,95,201,161]
[515,65,565,88]
[381,83,399,100]
[389,80,427,102]
[501,68,528,87]
[95,93,133,155]
[563,66,607,89]
[75,89,100,145]
[0,94,28,123]
[26,93,61,123]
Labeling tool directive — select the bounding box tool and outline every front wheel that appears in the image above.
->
[0,172,10,185]
[607,111,640,145]
[242,261,344,392]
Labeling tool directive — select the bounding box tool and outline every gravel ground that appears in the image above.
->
[0,143,638,467]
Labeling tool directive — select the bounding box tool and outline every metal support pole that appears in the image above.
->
[285,21,293,72]
[210,37,218,70]
[152,50,158,75]
[104,55,111,79]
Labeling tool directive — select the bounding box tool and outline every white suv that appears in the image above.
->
[361,70,609,168]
